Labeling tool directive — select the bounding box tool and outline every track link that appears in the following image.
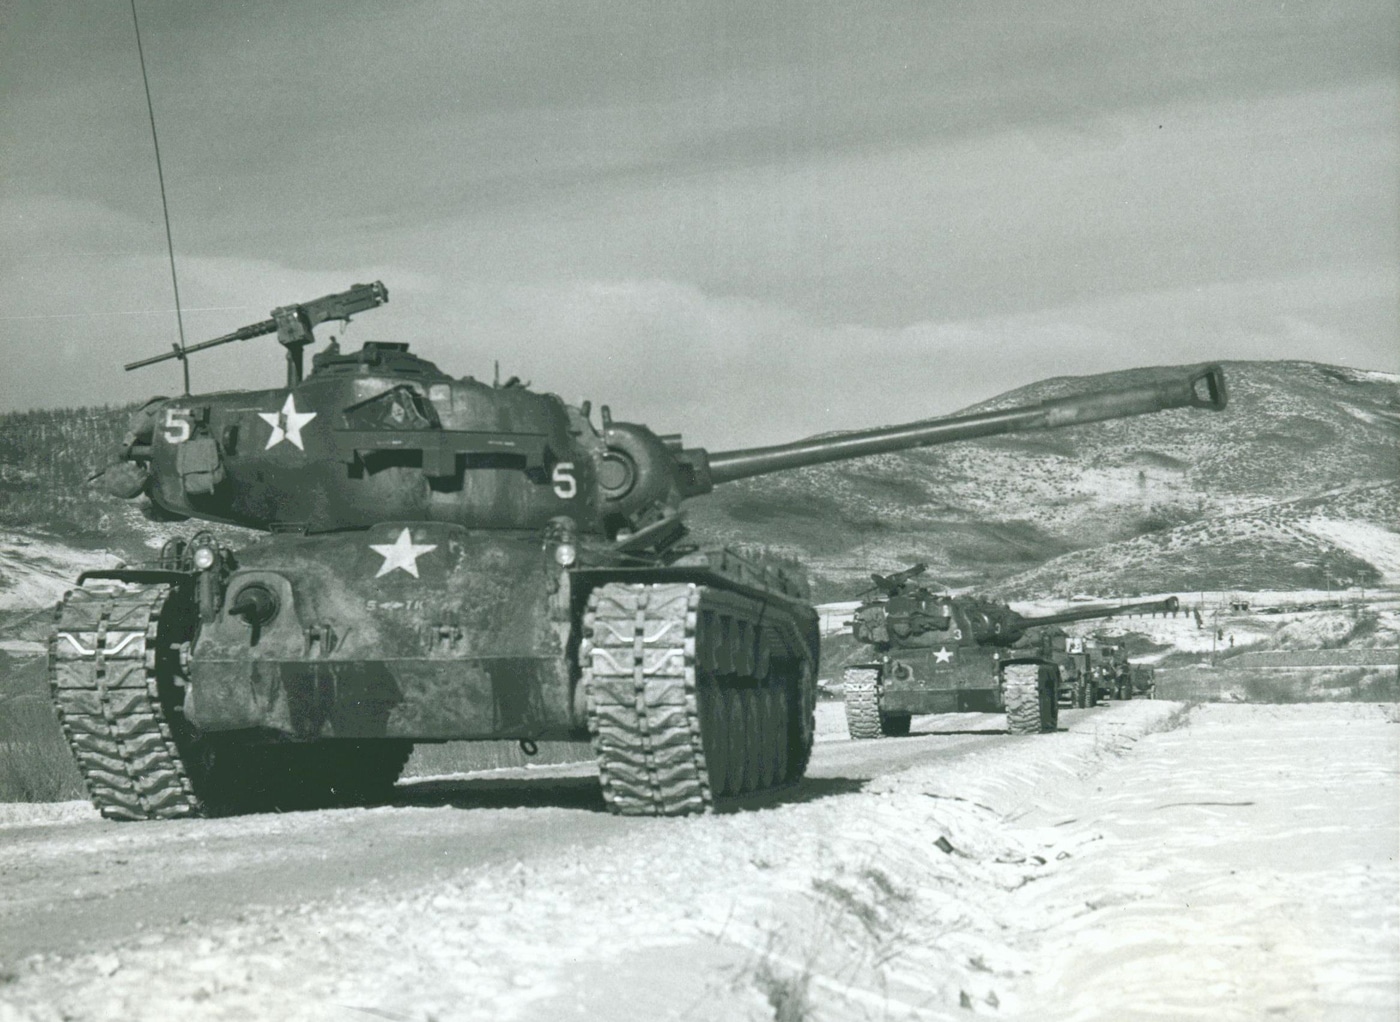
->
[48,584,202,820]
[582,582,813,816]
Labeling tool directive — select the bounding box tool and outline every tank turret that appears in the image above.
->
[99,285,1226,541]
[852,588,1180,651]
[58,282,1228,821]
[844,568,1181,740]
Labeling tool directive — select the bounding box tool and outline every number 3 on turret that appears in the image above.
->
[552,463,577,499]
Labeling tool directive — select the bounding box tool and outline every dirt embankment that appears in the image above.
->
[1,701,1397,1021]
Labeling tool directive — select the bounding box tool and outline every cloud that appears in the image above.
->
[392,266,1397,449]
[1,2,1394,433]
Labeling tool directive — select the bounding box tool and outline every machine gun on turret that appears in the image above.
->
[125,281,388,387]
[869,562,929,595]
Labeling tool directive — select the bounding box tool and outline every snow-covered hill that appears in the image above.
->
[688,361,1400,599]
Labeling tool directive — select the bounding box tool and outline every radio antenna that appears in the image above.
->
[129,0,190,394]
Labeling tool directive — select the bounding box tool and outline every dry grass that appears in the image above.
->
[0,697,86,802]
[1155,665,1400,704]
[751,955,813,1022]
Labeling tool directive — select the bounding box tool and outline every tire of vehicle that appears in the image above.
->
[843,666,884,740]
[1004,663,1058,735]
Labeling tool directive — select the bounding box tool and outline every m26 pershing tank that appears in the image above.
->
[842,565,1180,737]
[54,281,1227,817]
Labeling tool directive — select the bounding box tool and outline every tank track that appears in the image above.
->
[582,581,813,816]
[48,583,202,820]
[1003,663,1058,735]
[843,667,883,740]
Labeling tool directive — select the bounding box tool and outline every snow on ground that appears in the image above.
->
[0,533,118,612]
[1,700,1395,1021]
[1010,704,1400,1020]
[1299,518,1400,585]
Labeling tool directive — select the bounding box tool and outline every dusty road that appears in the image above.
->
[0,706,1007,963]
[2,701,1396,1022]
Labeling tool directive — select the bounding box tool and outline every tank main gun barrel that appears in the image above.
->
[699,364,1226,487]
[1018,595,1181,629]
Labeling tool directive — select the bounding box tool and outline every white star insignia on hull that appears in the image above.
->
[934,646,954,664]
[259,394,317,450]
[370,528,438,578]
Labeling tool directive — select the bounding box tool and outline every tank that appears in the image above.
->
[841,564,1180,737]
[50,282,1226,818]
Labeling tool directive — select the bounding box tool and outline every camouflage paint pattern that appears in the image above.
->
[188,524,577,740]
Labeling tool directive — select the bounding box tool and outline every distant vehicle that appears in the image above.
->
[842,565,1180,737]
[1041,634,1142,706]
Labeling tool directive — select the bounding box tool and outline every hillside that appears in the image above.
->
[687,361,1400,599]
[0,360,1396,607]
[988,481,1400,598]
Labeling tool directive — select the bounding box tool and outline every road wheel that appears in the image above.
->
[767,687,788,788]
[740,689,762,793]
[786,660,817,781]
[700,679,729,798]
[771,687,790,782]
[723,687,748,796]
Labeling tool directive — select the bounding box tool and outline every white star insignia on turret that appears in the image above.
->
[934,647,954,663]
[259,394,317,450]
[370,528,438,579]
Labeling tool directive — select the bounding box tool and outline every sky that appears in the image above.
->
[1,1,1396,449]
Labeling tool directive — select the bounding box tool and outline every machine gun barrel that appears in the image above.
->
[124,282,388,373]
[124,318,277,371]
[703,364,1226,486]
[1019,595,1180,629]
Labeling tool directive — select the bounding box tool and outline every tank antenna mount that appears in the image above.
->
[129,0,189,394]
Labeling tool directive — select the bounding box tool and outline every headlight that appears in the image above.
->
[192,545,218,571]
[554,542,577,567]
